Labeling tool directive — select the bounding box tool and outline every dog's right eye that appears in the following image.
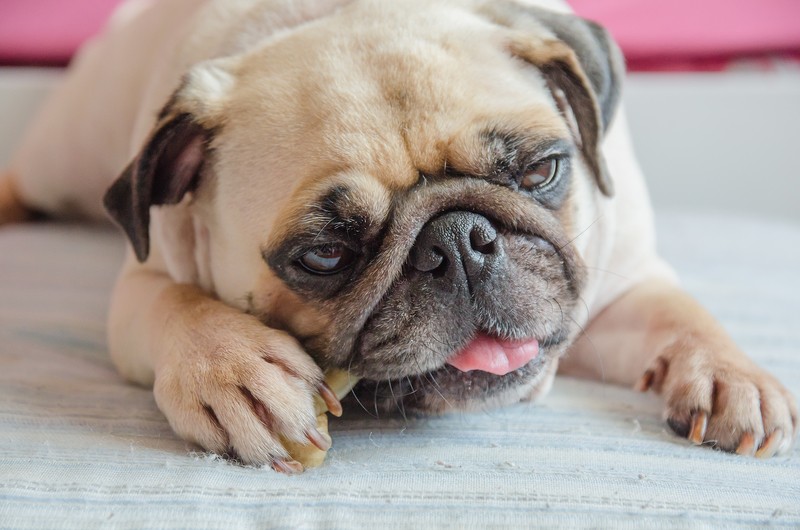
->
[520,158,559,191]
[298,243,356,275]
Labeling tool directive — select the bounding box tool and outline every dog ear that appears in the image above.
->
[103,61,233,262]
[481,3,625,196]
[529,8,624,133]
[104,113,211,262]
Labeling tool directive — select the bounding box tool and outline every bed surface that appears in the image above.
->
[1,212,798,529]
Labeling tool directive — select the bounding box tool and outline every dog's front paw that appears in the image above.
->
[152,317,339,472]
[636,340,798,457]
[0,172,33,225]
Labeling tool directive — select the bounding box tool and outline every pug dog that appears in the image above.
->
[1,0,796,472]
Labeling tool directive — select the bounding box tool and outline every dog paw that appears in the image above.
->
[636,341,798,457]
[0,172,33,225]
[152,317,341,472]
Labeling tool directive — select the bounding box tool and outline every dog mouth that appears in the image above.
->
[445,333,539,376]
[348,332,566,415]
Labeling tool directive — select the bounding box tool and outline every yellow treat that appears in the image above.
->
[282,369,359,468]
[282,413,330,468]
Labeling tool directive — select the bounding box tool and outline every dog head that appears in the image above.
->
[104,0,623,414]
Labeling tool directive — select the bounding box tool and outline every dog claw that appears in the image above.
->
[755,430,783,458]
[635,370,654,392]
[688,411,708,445]
[306,427,332,451]
[272,458,304,474]
[318,382,343,417]
[735,432,757,456]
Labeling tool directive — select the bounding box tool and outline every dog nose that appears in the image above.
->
[410,211,499,282]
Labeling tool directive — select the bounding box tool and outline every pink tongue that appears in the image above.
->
[446,334,539,376]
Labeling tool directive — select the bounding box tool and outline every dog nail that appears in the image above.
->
[635,370,654,392]
[307,427,332,451]
[272,458,304,474]
[688,411,708,445]
[319,382,343,417]
[755,430,782,458]
[777,435,793,456]
[736,433,756,456]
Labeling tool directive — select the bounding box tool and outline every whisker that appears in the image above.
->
[388,378,408,422]
[347,353,378,418]
[582,266,629,280]
[565,308,604,383]
[372,378,381,419]
[310,217,336,245]
[576,292,591,324]
[423,369,454,411]
[550,297,566,334]
[555,214,604,254]
[404,376,418,396]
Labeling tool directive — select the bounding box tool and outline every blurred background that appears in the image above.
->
[1,0,799,221]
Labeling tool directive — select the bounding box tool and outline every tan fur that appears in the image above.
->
[1,0,795,469]
[0,173,31,224]
[561,280,798,455]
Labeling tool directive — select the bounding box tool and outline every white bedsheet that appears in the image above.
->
[1,212,798,529]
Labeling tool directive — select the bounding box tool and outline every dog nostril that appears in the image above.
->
[430,255,449,278]
[411,246,445,273]
[471,237,495,255]
[470,225,497,255]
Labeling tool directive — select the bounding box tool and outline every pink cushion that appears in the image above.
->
[0,0,799,69]
[570,0,800,70]
[0,0,124,65]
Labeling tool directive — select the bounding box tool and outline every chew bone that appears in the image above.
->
[281,369,358,468]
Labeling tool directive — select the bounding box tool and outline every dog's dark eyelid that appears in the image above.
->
[521,139,573,164]
[478,132,573,180]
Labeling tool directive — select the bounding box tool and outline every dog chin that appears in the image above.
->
[348,346,561,416]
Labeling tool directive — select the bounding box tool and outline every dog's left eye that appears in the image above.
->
[298,243,356,275]
[520,158,558,191]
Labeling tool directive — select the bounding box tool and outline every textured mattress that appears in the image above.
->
[1,212,799,528]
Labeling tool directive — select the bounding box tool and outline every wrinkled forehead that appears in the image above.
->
[213,0,566,240]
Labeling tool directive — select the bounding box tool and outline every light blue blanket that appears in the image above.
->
[1,212,798,529]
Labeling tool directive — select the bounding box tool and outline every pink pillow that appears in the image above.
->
[1,0,799,69]
[0,0,124,65]
[570,0,800,70]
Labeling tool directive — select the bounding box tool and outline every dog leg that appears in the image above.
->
[109,257,335,471]
[0,172,33,224]
[560,279,798,456]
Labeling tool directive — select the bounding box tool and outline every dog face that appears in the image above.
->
[104,0,622,414]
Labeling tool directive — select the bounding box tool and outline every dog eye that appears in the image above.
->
[520,158,558,191]
[298,243,356,275]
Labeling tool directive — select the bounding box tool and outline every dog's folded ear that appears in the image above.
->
[103,61,234,262]
[104,113,210,262]
[481,2,625,196]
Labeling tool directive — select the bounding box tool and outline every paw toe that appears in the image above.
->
[755,429,784,458]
